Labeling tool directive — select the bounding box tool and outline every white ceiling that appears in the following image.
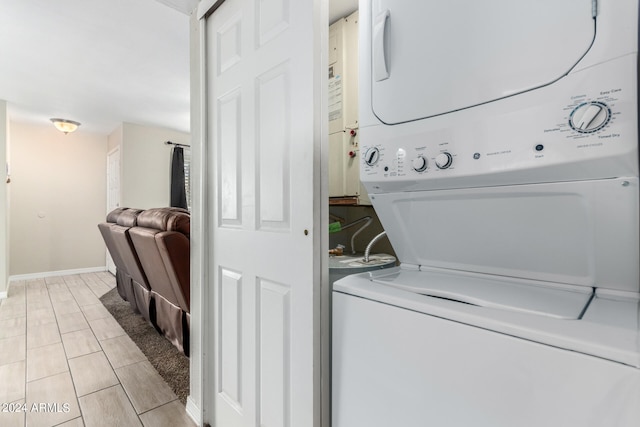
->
[329,0,358,24]
[0,0,358,136]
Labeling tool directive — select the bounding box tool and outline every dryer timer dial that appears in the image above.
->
[569,101,611,133]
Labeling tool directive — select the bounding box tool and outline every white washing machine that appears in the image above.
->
[332,1,640,426]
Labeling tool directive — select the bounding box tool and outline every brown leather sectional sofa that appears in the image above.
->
[98,207,190,356]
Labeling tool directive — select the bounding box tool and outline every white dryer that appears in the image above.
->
[332,1,640,426]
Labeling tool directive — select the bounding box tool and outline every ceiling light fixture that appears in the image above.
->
[50,118,81,134]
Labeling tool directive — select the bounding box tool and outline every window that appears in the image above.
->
[183,148,191,211]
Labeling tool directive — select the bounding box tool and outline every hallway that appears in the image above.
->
[0,272,195,427]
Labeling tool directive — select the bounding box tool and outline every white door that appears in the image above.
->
[106,147,120,274]
[200,0,326,426]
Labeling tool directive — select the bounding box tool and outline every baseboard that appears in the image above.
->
[186,396,201,426]
[0,291,6,300]
[8,266,107,282]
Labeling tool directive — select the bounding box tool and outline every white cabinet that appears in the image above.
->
[329,11,369,205]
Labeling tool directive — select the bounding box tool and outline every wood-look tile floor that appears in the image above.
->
[0,272,196,427]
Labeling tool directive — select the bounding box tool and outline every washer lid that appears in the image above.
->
[372,267,593,320]
[370,178,640,293]
[370,0,595,124]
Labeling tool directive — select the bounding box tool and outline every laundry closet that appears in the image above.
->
[332,1,640,426]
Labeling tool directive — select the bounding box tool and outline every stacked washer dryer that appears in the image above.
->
[332,1,640,426]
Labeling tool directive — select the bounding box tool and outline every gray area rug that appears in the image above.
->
[99,287,189,404]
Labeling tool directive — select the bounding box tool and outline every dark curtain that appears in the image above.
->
[170,146,188,209]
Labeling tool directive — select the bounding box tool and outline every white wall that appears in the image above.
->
[108,124,123,154]
[9,122,107,276]
[0,101,8,295]
[119,122,190,209]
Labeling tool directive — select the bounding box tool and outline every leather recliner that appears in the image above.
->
[110,208,153,322]
[98,207,130,301]
[129,208,190,355]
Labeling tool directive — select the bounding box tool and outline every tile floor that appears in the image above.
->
[0,272,196,427]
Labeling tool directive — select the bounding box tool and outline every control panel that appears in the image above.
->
[359,54,638,193]
[361,142,458,180]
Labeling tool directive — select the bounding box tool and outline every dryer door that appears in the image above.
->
[370,0,596,124]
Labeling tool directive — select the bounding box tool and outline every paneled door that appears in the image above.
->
[200,0,326,426]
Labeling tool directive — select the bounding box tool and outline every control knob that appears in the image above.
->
[412,156,428,172]
[364,147,380,166]
[569,101,611,133]
[435,152,453,169]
